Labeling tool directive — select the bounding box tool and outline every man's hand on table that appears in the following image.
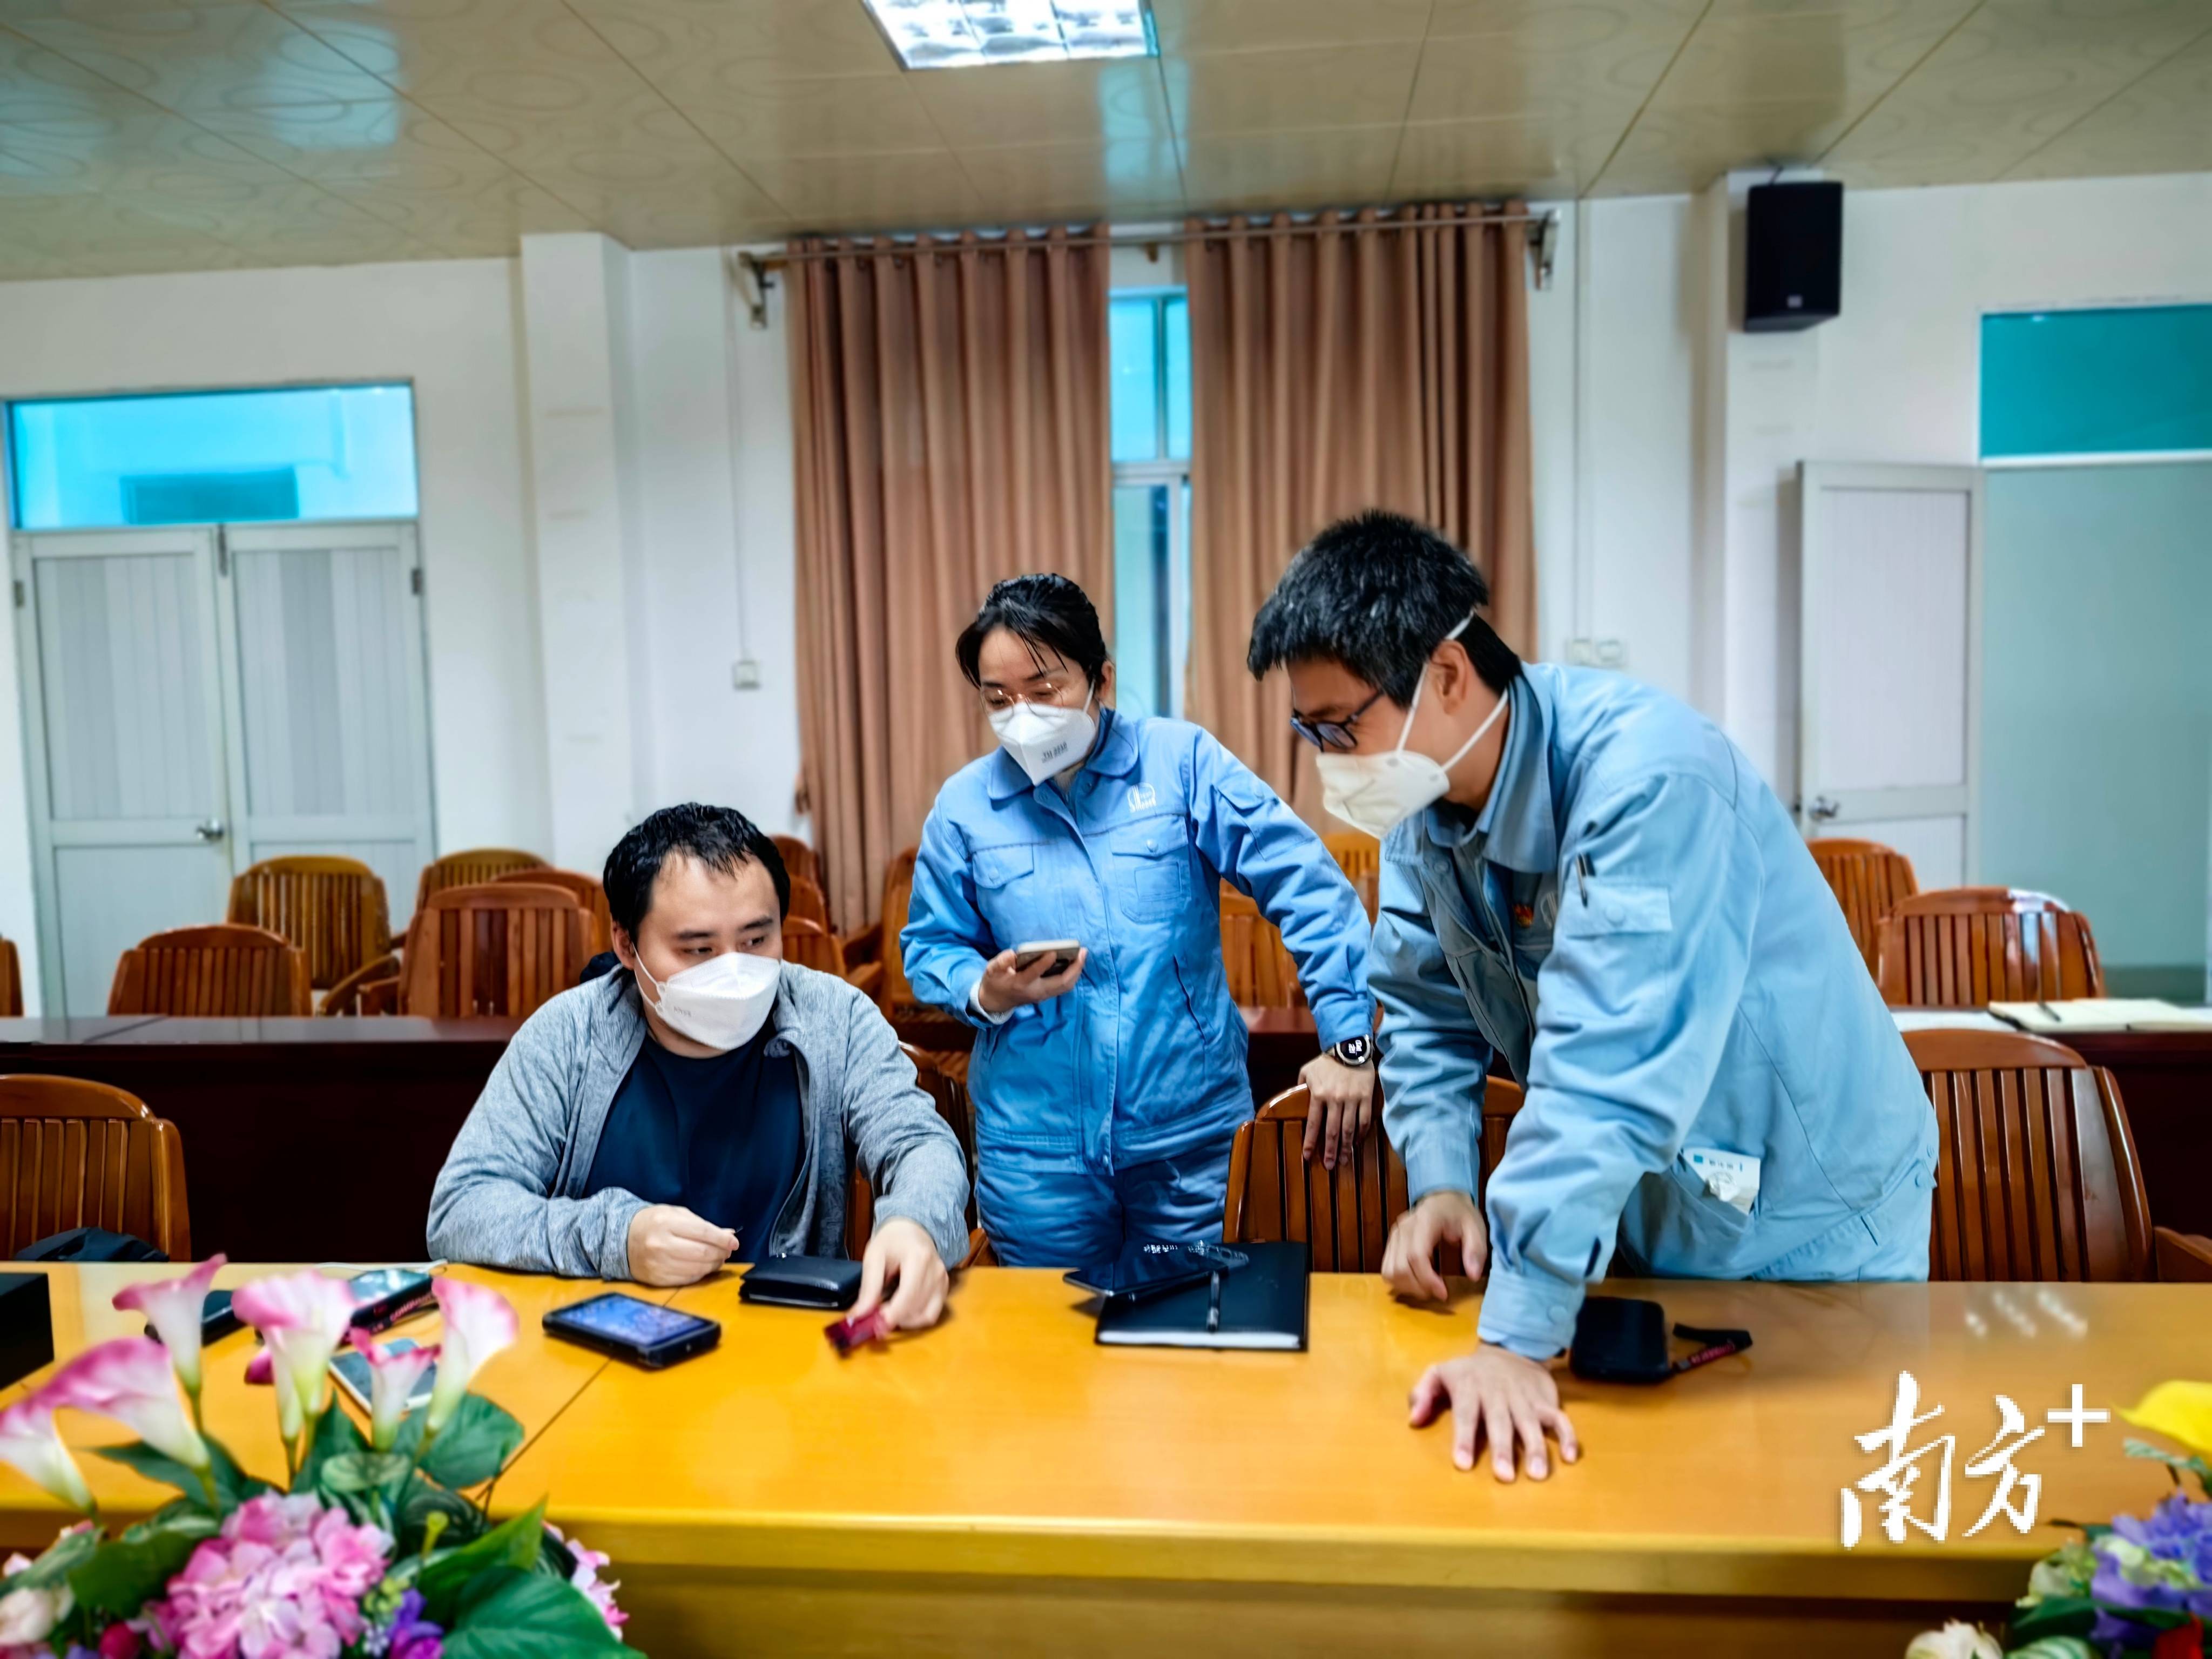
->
[628,1204,737,1287]
[1298,1052,1373,1169]
[1410,1344,1580,1481]
[852,1218,949,1332]
[1381,1189,1487,1300]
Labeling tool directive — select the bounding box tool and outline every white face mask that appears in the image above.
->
[1314,618,1510,840]
[989,691,1097,787]
[634,949,780,1053]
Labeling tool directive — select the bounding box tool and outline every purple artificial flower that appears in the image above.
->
[361,1589,441,1659]
[2090,1495,2212,1653]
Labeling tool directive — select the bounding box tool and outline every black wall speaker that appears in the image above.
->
[1744,180,1842,332]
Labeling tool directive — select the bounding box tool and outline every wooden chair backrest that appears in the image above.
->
[1219,886,1303,1008]
[1876,888,2106,1007]
[772,835,821,889]
[1906,1028,2150,1283]
[415,848,547,915]
[0,1075,191,1258]
[785,876,831,930]
[492,868,612,954]
[1808,838,1917,974]
[781,919,848,977]
[847,1045,982,1257]
[0,938,19,1019]
[225,856,392,992]
[319,953,402,1017]
[402,884,589,1020]
[1224,1077,1525,1272]
[878,847,919,1013]
[108,924,311,1017]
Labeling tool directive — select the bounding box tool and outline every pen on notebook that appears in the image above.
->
[1205,1270,1223,1334]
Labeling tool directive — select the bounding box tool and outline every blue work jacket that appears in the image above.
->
[1374,663,1937,1361]
[903,709,1374,1170]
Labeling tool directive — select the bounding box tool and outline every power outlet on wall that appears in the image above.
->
[731,658,763,690]
[1565,638,1629,669]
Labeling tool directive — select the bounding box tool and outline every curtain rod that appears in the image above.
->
[730,207,1560,325]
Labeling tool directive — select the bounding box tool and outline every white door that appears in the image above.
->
[1797,462,1984,889]
[12,529,237,1015]
[216,522,436,930]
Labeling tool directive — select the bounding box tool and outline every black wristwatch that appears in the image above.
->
[1326,1035,1376,1068]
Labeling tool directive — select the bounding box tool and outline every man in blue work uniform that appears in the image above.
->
[905,574,1376,1267]
[1248,511,1936,1482]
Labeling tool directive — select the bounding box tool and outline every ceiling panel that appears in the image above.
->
[4,0,2212,276]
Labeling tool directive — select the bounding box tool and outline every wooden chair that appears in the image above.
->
[842,1046,979,1256]
[841,847,918,1012]
[225,856,392,992]
[781,919,849,977]
[402,883,588,1020]
[319,953,402,1017]
[1220,886,1303,1008]
[1903,1027,2209,1283]
[492,868,612,954]
[0,1075,191,1258]
[1224,1077,1526,1272]
[0,938,20,1019]
[414,848,547,916]
[785,875,831,930]
[772,835,820,889]
[1808,838,1917,975]
[1876,888,2106,1007]
[108,924,311,1017]
[1323,831,1381,919]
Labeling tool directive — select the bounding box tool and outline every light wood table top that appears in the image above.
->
[495,1269,2209,1606]
[0,1265,644,1539]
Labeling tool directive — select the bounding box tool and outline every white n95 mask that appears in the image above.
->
[635,950,780,1052]
[989,692,1097,787]
[1314,618,1509,840]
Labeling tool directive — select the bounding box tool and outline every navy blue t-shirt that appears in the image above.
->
[584,1026,804,1260]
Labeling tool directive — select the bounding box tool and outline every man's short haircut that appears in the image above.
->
[1246,510,1522,703]
[956,573,1111,692]
[603,803,790,939]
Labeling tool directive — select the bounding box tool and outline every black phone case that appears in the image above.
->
[739,1256,862,1310]
[349,1273,435,1334]
[542,1307,721,1370]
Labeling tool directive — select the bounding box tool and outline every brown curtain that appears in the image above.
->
[787,229,1112,931]
[1184,204,1535,817]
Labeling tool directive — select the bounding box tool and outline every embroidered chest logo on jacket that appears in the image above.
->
[1128,783,1157,812]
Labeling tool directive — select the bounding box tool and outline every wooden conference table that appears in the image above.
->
[4,1263,2200,1658]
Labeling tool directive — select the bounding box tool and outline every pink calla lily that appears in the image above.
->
[42,1338,207,1472]
[231,1272,359,1444]
[112,1256,227,1400]
[244,1350,273,1387]
[347,1332,440,1453]
[0,1397,93,1513]
[423,1279,516,1433]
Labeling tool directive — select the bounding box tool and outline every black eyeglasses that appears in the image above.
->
[1289,685,1390,753]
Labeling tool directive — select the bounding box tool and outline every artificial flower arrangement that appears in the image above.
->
[0,1258,635,1658]
[1908,1381,2212,1659]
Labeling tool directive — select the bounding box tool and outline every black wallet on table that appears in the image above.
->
[738,1256,862,1310]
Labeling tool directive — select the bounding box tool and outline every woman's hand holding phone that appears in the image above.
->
[975,945,1087,1016]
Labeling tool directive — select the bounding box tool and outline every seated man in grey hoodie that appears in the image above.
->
[428,803,969,1332]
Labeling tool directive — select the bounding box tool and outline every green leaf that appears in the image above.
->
[416,1503,547,1628]
[441,1567,630,1659]
[65,1513,217,1622]
[2006,1595,2098,1644]
[410,1396,524,1492]
[295,1399,367,1493]
[317,1452,413,1495]
[2006,1638,2099,1659]
[0,1525,100,1594]
[397,1480,478,1551]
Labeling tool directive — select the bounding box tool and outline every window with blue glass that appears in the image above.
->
[1110,290,1190,720]
[8,384,420,531]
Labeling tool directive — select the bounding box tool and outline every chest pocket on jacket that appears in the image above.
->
[970,842,1038,941]
[1107,820,1188,925]
[1555,881,1672,939]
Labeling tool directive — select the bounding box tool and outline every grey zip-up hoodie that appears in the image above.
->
[426,963,970,1279]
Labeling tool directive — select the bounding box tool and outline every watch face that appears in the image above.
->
[1334,1035,1374,1065]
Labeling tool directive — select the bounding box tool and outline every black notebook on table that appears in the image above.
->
[1094,1240,1309,1351]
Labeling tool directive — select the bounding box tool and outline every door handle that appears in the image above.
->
[1805,797,1840,822]
[193,819,226,841]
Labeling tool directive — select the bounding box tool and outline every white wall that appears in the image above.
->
[0,257,550,1002]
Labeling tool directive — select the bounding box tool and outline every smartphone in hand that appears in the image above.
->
[1013,939,1081,974]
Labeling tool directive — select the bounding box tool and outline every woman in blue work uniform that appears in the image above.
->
[902,574,1376,1267]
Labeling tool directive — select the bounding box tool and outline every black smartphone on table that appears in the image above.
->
[1065,1243,1249,1306]
[543,1293,721,1369]
[348,1268,435,1334]
[144,1288,239,1348]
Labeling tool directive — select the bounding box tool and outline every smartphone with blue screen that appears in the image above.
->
[543,1294,720,1369]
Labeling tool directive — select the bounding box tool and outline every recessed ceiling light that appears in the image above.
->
[864,1,1156,70]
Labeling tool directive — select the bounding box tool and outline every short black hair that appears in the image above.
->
[956,573,1110,691]
[1246,510,1521,703]
[602,803,789,940]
